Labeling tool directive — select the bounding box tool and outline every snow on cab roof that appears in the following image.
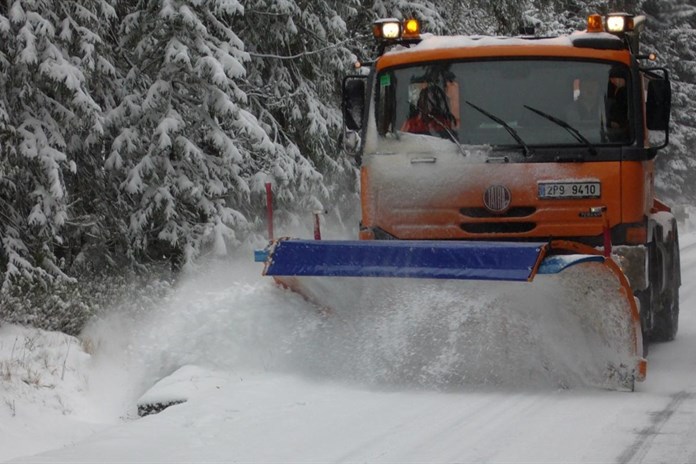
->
[377,32,627,69]
[392,33,575,52]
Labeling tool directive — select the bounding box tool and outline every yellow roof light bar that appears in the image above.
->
[587,14,604,33]
[403,18,421,38]
[372,18,421,42]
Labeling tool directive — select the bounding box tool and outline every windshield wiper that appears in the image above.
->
[465,101,533,157]
[523,105,598,157]
[425,113,469,157]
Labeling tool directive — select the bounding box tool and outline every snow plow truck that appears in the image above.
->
[255,13,679,390]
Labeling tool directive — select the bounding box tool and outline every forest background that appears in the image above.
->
[1,0,694,333]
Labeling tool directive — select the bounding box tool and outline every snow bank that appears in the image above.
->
[0,325,103,461]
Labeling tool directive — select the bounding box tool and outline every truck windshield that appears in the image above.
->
[374,59,631,153]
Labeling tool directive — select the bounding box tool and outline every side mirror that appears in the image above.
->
[646,78,671,131]
[342,76,367,131]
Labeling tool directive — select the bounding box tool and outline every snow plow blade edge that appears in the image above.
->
[256,239,553,281]
[255,239,611,281]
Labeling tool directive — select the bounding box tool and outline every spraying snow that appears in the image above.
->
[266,262,638,390]
[77,249,638,403]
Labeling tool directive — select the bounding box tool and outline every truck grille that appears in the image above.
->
[460,222,536,234]
[460,207,536,218]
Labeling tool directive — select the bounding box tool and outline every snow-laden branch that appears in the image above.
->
[248,34,366,60]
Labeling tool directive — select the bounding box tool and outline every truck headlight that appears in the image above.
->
[373,19,401,40]
[606,13,635,34]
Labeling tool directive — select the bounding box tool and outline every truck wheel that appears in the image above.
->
[651,239,680,342]
[636,238,660,351]
[651,282,679,342]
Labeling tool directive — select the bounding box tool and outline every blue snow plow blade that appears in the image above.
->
[256,240,552,282]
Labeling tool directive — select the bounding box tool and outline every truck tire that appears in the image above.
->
[636,238,660,352]
[651,234,680,342]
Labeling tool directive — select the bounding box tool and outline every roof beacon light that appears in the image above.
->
[587,14,604,33]
[403,18,421,38]
[373,18,401,40]
[606,13,635,34]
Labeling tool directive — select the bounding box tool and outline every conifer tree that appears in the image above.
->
[642,0,696,201]
[0,0,117,331]
[236,0,362,232]
[105,0,276,267]
[59,0,121,275]
[0,1,113,289]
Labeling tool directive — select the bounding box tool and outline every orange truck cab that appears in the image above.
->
[342,14,680,345]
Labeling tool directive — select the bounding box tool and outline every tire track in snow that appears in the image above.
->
[680,240,696,253]
[616,391,693,464]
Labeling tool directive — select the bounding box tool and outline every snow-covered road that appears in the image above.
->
[2,233,696,463]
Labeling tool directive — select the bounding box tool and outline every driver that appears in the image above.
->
[402,85,456,135]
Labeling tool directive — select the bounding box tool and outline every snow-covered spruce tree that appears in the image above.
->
[642,0,696,203]
[467,0,533,33]
[0,1,116,333]
[58,1,124,276]
[235,0,364,235]
[105,0,279,268]
[368,0,443,27]
[431,1,498,34]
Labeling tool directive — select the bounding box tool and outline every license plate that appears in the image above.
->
[538,181,601,199]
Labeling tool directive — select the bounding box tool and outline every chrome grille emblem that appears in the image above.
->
[483,185,511,213]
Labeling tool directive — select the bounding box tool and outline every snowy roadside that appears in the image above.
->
[0,325,106,461]
[0,253,308,462]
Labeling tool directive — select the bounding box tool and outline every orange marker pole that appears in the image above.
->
[265,182,274,241]
[313,211,322,240]
[602,211,612,258]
